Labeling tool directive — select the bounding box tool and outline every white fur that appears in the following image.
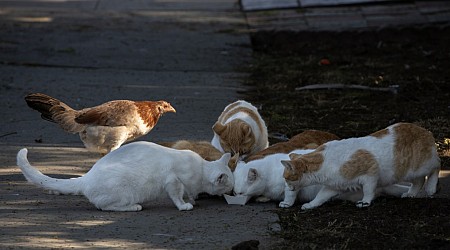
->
[16,142,234,212]
[284,124,440,210]
[233,149,324,207]
[81,126,130,152]
[211,100,269,157]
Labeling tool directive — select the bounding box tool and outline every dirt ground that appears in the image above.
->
[245,25,450,249]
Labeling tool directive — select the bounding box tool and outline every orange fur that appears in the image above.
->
[218,107,265,133]
[214,120,255,156]
[284,148,325,181]
[340,149,379,179]
[393,123,436,179]
[159,140,240,171]
[370,128,389,139]
[170,140,223,161]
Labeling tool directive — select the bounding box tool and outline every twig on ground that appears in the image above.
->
[295,84,399,94]
[0,132,17,138]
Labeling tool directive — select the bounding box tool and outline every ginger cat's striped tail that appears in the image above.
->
[17,148,84,195]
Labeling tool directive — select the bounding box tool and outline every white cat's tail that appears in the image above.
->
[17,148,84,195]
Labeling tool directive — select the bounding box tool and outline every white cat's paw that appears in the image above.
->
[279,202,292,208]
[132,204,143,211]
[255,196,271,203]
[48,190,61,195]
[178,203,194,211]
[301,203,316,210]
[425,188,437,197]
[356,201,371,208]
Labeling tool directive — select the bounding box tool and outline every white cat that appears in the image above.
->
[282,123,440,210]
[233,149,325,207]
[211,100,268,159]
[16,141,234,212]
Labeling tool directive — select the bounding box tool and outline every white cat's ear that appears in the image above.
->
[281,160,294,172]
[216,173,228,184]
[212,122,226,135]
[220,153,232,165]
[248,168,258,182]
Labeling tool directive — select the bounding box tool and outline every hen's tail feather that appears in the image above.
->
[16,148,84,195]
[25,93,63,122]
[25,93,84,133]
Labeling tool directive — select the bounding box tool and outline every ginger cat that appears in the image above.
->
[211,100,268,159]
[161,140,224,161]
[245,130,339,162]
[17,141,234,212]
[160,140,240,170]
[282,123,441,210]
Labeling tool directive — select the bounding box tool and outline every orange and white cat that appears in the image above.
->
[211,100,268,159]
[282,123,440,210]
[245,130,339,162]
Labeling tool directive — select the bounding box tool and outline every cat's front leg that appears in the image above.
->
[166,178,194,211]
[356,176,378,208]
[424,169,439,197]
[301,186,339,210]
[279,187,299,208]
[401,177,425,198]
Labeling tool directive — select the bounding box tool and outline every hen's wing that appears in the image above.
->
[75,100,141,127]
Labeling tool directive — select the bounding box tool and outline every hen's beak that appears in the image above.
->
[166,104,176,113]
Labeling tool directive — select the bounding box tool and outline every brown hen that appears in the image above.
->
[25,93,176,154]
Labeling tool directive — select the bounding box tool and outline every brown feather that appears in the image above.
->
[25,93,84,133]
[135,100,175,128]
[25,93,71,122]
[135,101,160,128]
[75,100,138,126]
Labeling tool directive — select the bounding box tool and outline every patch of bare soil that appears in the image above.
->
[244,25,450,249]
